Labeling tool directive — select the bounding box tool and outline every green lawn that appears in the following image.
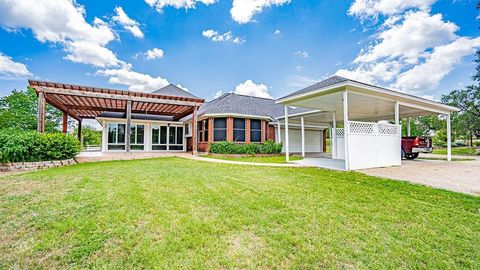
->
[1,158,479,269]
[433,147,479,156]
[200,155,302,163]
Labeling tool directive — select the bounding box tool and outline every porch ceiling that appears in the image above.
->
[29,80,204,120]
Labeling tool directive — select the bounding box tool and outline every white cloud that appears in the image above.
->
[145,0,217,12]
[234,79,273,98]
[348,0,437,18]
[0,0,118,67]
[213,90,225,99]
[230,0,291,24]
[274,29,281,35]
[202,29,245,44]
[393,37,480,91]
[338,4,480,95]
[64,40,123,67]
[295,65,303,72]
[96,65,170,92]
[294,50,309,58]
[0,52,32,78]
[145,48,164,60]
[112,6,144,38]
[355,11,458,64]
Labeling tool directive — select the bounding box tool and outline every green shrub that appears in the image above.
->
[0,129,81,163]
[209,140,283,155]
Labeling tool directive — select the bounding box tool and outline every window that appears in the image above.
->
[129,124,145,150]
[185,123,191,136]
[213,118,227,141]
[169,126,184,150]
[107,123,126,150]
[151,125,167,150]
[197,119,209,142]
[250,119,262,143]
[233,118,245,142]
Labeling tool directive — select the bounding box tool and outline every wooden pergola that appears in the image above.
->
[29,80,204,154]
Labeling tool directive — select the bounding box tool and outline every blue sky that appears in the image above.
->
[0,0,479,101]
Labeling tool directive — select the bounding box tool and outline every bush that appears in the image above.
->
[209,140,283,155]
[0,129,81,163]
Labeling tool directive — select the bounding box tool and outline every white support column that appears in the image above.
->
[343,91,349,170]
[394,101,400,125]
[166,125,170,151]
[301,117,305,157]
[407,117,411,136]
[284,106,290,162]
[277,121,282,143]
[332,112,336,159]
[446,113,452,162]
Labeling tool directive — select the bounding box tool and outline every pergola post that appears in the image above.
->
[300,117,305,157]
[77,119,82,142]
[284,106,290,162]
[332,112,336,159]
[343,91,349,170]
[37,91,45,133]
[125,100,132,154]
[407,117,411,136]
[394,101,400,125]
[446,113,452,162]
[192,106,198,155]
[62,111,68,134]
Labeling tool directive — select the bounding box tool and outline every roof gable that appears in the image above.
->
[152,84,199,99]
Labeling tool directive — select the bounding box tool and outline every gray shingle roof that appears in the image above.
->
[279,75,349,100]
[182,93,311,121]
[152,84,199,99]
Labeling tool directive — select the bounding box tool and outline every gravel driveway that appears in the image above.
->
[360,154,480,196]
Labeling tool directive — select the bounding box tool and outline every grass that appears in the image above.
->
[420,156,475,161]
[1,157,479,269]
[200,154,302,163]
[432,147,479,156]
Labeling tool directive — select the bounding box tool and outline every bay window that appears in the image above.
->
[213,118,227,141]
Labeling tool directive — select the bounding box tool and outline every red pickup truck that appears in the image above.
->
[401,136,433,160]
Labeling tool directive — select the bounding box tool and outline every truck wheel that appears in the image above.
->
[405,153,419,160]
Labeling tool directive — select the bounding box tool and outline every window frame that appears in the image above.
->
[107,122,126,150]
[213,118,227,142]
[250,119,262,143]
[233,118,246,142]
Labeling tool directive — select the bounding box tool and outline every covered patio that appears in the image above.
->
[276,76,460,171]
[28,80,204,154]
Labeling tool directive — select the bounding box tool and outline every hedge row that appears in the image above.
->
[0,129,81,163]
[209,140,283,155]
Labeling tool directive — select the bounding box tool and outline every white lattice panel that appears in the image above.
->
[335,128,345,137]
[348,121,375,135]
[377,123,401,136]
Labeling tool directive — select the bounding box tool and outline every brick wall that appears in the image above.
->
[245,118,251,143]
[261,120,266,143]
[267,124,276,141]
[226,117,233,141]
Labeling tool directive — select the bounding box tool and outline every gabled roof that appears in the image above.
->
[152,84,199,99]
[279,75,349,100]
[182,92,311,121]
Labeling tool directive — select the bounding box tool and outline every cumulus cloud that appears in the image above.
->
[64,40,123,67]
[112,6,144,38]
[145,48,164,60]
[145,0,217,12]
[234,79,273,98]
[96,65,169,92]
[348,0,437,18]
[0,0,118,67]
[336,2,480,95]
[202,29,245,44]
[0,52,32,78]
[230,0,291,24]
[274,29,281,35]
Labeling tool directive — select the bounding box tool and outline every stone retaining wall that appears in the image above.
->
[0,159,76,173]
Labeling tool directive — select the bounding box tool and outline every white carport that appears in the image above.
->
[276,76,460,171]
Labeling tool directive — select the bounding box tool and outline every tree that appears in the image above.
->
[73,125,102,147]
[0,87,63,132]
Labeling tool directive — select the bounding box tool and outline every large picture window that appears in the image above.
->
[213,118,227,141]
[169,126,184,150]
[152,125,167,150]
[233,118,245,142]
[107,123,126,150]
[250,119,262,143]
[129,124,145,150]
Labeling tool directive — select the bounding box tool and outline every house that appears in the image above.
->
[29,75,459,170]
